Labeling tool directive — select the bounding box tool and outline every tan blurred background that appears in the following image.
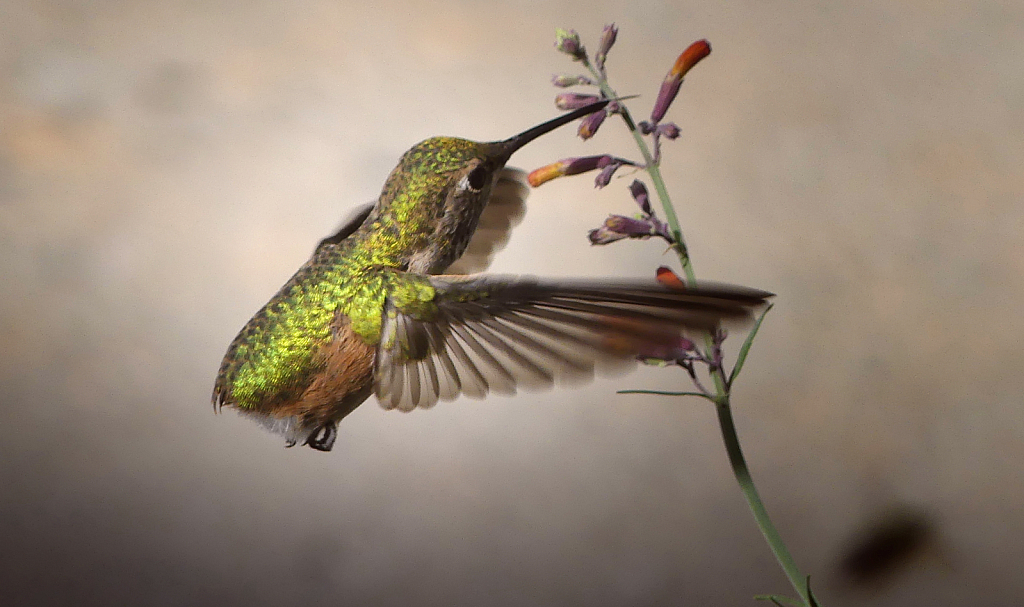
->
[2,1,1022,605]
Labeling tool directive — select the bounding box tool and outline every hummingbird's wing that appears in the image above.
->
[373,275,771,412]
[445,168,529,275]
[315,202,375,252]
[314,169,525,273]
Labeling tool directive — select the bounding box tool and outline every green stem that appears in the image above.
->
[592,75,695,282]
[716,400,811,606]
[590,64,815,606]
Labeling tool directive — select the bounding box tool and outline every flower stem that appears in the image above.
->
[716,400,812,606]
[590,64,816,606]
[592,75,694,281]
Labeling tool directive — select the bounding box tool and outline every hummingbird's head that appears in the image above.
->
[374,99,611,273]
[375,136,508,272]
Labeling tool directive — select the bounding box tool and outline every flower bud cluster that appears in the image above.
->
[587,180,673,246]
[549,24,623,140]
[643,39,709,162]
[554,28,587,63]
[534,27,747,389]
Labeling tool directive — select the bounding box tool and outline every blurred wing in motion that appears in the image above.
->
[315,202,375,252]
[374,275,772,411]
[446,168,529,275]
[315,168,526,274]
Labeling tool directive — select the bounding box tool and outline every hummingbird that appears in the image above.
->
[213,100,770,451]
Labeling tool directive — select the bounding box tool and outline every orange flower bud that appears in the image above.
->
[670,39,711,80]
[655,266,687,290]
[651,39,711,123]
[527,161,569,187]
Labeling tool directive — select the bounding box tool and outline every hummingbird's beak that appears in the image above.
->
[494,99,611,159]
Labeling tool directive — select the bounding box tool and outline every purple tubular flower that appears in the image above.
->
[577,109,607,140]
[562,155,606,175]
[555,28,587,62]
[594,160,621,188]
[588,220,629,244]
[555,93,602,110]
[588,214,658,245]
[527,155,616,187]
[592,156,636,188]
[588,225,628,245]
[605,214,655,235]
[629,180,652,215]
[657,122,681,139]
[552,74,592,87]
[651,39,711,123]
[595,23,618,72]
[650,79,681,124]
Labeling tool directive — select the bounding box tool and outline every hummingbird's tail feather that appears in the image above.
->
[373,276,772,411]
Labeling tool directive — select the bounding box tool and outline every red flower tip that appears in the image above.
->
[651,39,712,123]
[655,266,687,290]
[670,40,711,79]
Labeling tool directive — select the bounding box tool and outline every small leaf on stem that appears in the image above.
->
[727,303,773,387]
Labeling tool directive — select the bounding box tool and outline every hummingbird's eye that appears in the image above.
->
[466,166,488,191]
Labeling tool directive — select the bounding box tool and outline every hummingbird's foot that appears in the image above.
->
[305,423,337,451]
